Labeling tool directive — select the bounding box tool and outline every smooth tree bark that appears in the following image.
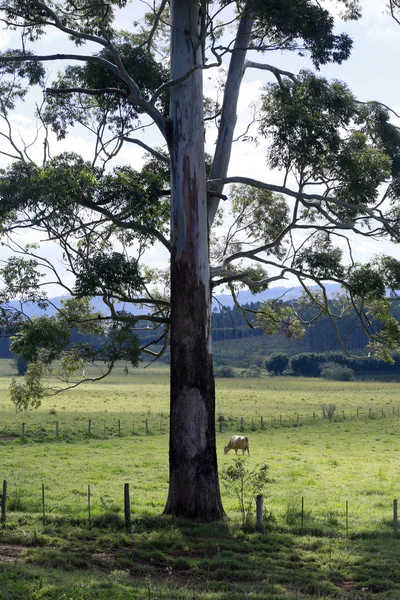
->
[164,0,224,519]
[208,6,254,227]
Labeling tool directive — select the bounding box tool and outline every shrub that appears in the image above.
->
[221,458,269,529]
[214,366,235,378]
[291,352,326,376]
[321,362,355,381]
[264,352,289,375]
[247,364,261,377]
[322,403,337,420]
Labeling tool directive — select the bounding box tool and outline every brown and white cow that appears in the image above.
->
[224,435,250,456]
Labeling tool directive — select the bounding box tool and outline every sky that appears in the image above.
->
[0,1,399,296]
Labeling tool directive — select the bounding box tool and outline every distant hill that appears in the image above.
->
[212,283,343,308]
[5,283,344,317]
[4,284,400,371]
[4,296,150,318]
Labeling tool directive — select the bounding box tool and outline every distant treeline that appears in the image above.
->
[4,300,400,373]
[2,328,107,365]
[214,351,400,379]
[288,351,400,376]
[212,300,368,352]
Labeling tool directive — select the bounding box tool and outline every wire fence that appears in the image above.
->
[1,478,399,539]
[0,404,399,441]
[0,416,161,440]
[218,404,400,431]
[1,407,400,536]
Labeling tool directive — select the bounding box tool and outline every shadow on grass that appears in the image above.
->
[2,514,400,598]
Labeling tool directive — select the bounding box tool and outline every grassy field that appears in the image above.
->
[1,362,400,598]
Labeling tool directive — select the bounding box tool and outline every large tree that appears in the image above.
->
[1,0,400,520]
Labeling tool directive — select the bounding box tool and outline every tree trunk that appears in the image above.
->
[164,0,224,520]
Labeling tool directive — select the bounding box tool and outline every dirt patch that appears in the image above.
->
[92,552,115,563]
[343,580,356,592]
[0,544,27,562]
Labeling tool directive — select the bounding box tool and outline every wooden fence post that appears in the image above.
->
[88,419,92,436]
[145,419,149,434]
[118,419,121,436]
[88,485,91,520]
[219,416,223,432]
[21,423,25,441]
[124,483,131,527]
[240,417,244,430]
[346,500,349,537]
[1,480,7,523]
[301,496,304,529]
[55,421,59,437]
[260,416,264,429]
[42,484,45,520]
[394,499,398,537]
[256,494,263,532]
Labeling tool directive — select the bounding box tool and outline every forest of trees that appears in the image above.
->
[4,297,399,374]
[211,300,400,372]
[212,300,371,352]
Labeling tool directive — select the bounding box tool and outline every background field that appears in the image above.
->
[1,361,400,532]
[2,362,400,598]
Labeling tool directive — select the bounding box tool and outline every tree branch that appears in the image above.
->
[208,3,255,228]
[0,50,168,139]
[2,0,109,47]
[208,176,397,237]
[46,86,129,99]
[0,53,121,76]
[150,56,222,106]
[122,137,170,163]
[77,198,172,252]
[389,0,400,26]
[244,60,299,84]
[145,0,169,53]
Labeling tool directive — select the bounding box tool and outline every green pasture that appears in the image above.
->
[1,363,400,598]
[0,365,400,533]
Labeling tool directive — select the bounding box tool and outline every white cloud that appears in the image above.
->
[237,79,264,113]
[144,241,169,270]
[0,123,98,168]
[9,113,35,126]
[0,27,11,49]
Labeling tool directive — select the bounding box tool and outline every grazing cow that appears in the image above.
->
[224,435,250,456]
